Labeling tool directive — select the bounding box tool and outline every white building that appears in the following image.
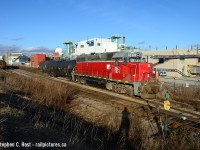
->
[4,52,28,65]
[72,38,120,56]
[64,35,125,58]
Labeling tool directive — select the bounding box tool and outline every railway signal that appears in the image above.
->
[164,100,170,110]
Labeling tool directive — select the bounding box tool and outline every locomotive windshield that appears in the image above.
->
[129,58,141,62]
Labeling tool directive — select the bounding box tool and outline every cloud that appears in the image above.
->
[138,41,145,45]
[10,37,24,41]
[22,46,54,54]
[0,45,21,55]
[0,45,54,56]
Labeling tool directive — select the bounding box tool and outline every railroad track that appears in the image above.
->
[4,69,200,133]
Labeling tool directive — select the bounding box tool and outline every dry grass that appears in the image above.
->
[60,109,200,150]
[19,66,44,75]
[151,132,200,150]
[172,86,200,111]
[3,72,78,109]
[57,110,149,149]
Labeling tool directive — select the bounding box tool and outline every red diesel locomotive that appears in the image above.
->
[72,52,160,98]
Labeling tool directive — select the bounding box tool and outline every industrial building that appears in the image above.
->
[142,49,200,77]
[30,54,46,68]
[47,47,63,60]
[64,35,125,59]
[49,53,61,60]
[3,52,29,66]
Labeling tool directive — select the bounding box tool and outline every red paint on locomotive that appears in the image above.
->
[75,61,156,83]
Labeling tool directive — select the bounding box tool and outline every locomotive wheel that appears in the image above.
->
[112,83,117,92]
[76,76,81,83]
[49,72,55,77]
[112,83,127,94]
[48,69,54,76]
[71,74,76,81]
[77,77,86,84]
[105,82,113,90]
[126,85,134,96]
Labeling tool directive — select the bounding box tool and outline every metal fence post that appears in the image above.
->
[173,77,176,96]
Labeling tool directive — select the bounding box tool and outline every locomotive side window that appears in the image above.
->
[129,58,141,62]
[142,58,146,62]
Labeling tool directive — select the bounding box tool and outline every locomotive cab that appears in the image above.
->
[112,52,144,64]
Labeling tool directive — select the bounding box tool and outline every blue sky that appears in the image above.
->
[0,0,200,55]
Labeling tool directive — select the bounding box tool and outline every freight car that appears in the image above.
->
[72,52,160,98]
[0,60,6,69]
[39,60,76,77]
